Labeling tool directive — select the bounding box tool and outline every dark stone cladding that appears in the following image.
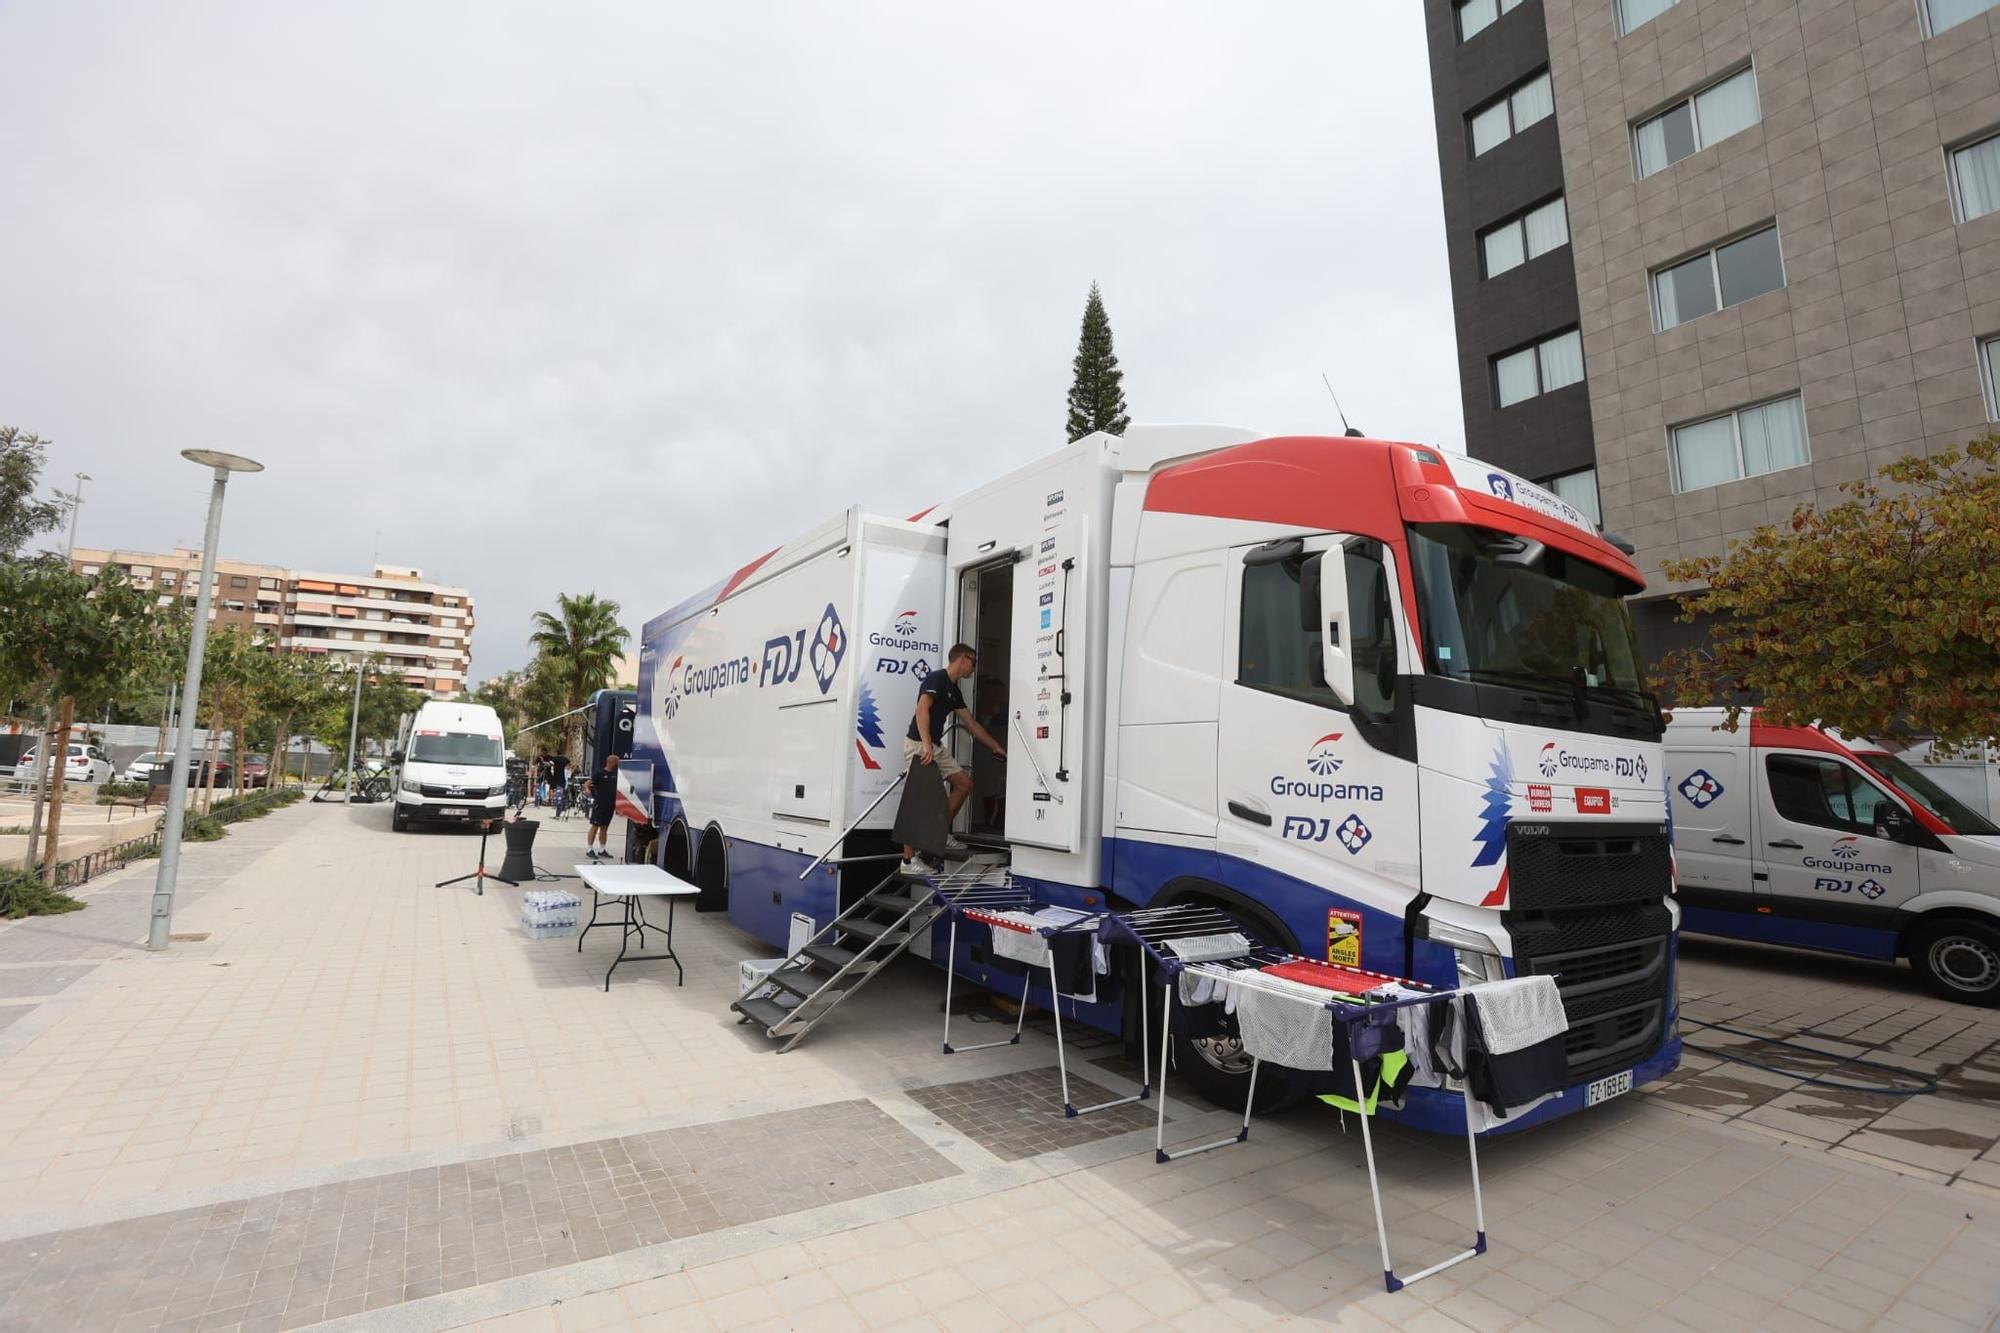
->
[1423,0,1595,484]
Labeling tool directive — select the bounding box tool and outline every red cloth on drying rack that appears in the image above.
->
[1260,958,1397,996]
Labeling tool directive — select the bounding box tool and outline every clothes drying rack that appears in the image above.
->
[931,877,1146,1119]
[1096,903,1487,1294]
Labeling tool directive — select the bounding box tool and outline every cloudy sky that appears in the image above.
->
[1,4,1460,682]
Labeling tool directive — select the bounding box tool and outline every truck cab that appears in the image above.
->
[1668,708,2000,1004]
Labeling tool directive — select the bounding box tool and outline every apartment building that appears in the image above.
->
[1424,0,2000,657]
[70,548,476,696]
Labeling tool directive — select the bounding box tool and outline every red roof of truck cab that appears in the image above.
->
[1144,435,1643,588]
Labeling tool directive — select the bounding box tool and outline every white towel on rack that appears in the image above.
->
[1164,932,1252,963]
[1227,975,1336,1071]
[985,913,1051,966]
[1178,968,1224,1006]
[1465,976,1567,1054]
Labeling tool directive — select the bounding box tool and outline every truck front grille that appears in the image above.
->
[1503,822,1674,1083]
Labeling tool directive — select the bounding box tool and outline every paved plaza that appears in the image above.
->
[0,802,1994,1330]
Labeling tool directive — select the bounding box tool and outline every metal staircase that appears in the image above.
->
[731,856,1005,1052]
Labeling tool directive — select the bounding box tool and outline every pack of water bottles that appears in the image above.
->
[520,890,581,940]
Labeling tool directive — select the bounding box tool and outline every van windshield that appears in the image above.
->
[1856,753,2000,836]
[408,732,504,767]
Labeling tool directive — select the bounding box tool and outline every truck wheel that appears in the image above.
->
[391,803,410,833]
[1909,917,2000,1006]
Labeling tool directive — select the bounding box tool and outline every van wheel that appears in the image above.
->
[391,804,410,833]
[1909,917,2000,1006]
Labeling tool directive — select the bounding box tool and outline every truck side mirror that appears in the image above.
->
[1315,552,1355,708]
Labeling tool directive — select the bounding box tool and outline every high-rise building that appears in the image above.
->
[69,548,475,696]
[1423,0,2000,657]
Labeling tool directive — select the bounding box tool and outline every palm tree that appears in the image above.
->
[528,593,629,756]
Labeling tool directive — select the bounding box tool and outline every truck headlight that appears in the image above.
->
[1424,918,1507,987]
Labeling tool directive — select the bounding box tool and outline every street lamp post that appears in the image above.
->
[148,449,263,952]
[65,471,91,556]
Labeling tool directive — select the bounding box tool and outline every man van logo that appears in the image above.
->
[1857,878,1886,900]
[1487,473,1515,501]
[1678,769,1724,809]
[1335,814,1372,854]
[1830,837,1861,861]
[1537,742,1559,779]
[1306,733,1344,775]
[808,603,846,694]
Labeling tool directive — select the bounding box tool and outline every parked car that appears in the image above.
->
[8,743,114,785]
[122,751,174,784]
[239,754,270,788]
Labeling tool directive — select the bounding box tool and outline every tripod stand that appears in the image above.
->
[437,823,516,895]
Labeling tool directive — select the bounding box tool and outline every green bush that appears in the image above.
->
[95,782,149,802]
[0,869,85,919]
[183,813,225,842]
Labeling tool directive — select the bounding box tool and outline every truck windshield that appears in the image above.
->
[1856,753,2000,836]
[1406,523,1648,702]
[408,732,504,766]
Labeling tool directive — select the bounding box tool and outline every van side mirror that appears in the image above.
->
[391,750,406,764]
[1315,552,1355,708]
[1874,805,1913,843]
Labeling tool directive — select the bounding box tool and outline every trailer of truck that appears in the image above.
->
[623,426,1682,1129]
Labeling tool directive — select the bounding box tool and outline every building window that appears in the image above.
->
[1617,0,1680,35]
[1457,0,1523,40]
[80,564,100,575]
[1923,0,2000,36]
[1652,225,1784,330]
[1469,70,1555,157]
[1493,328,1585,407]
[1480,196,1570,277]
[1633,66,1760,178]
[1540,469,1602,525]
[1949,132,2000,222]
[1979,336,2000,420]
[1670,395,1809,491]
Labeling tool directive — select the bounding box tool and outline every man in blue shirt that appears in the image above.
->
[902,643,1006,875]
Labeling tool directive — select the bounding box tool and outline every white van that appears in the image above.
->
[1666,707,2000,1005]
[390,701,508,832]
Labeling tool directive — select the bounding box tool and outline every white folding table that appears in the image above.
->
[573,863,699,991]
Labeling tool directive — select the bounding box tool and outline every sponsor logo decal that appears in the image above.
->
[854,680,886,771]
[1040,608,1051,628]
[1575,787,1611,814]
[1487,473,1515,501]
[1038,563,1057,577]
[1046,490,1064,505]
[1528,782,1552,813]
[1813,876,1889,900]
[1335,813,1372,854]
[1678,769,1724,809]
[1472,746,1514,908]
[1537,742,1648,783]
[1039,591,1053,606]
[1307,732,1344,775]
[1040,537,1056,553]
[1830,836,1861,861]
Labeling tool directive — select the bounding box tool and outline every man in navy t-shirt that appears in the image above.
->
[901,643,1006,875]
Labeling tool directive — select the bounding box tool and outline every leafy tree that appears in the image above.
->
[311,658,423,766]
[1064,282,1131,443]
[1656,435,2000,749]
[528,593,629,756]
[470,668,528,743]
[254,651,340,784]
[0,427,68,558]
[0,560,160,874]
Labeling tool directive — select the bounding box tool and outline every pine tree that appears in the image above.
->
[1065,283,1131,442]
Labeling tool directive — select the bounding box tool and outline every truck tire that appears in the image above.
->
[1908,916,2000,1006]
[391,803,410,833]
[1159,887,1299,1114]
[694,824,729,913]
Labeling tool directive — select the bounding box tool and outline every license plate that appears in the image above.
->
[440,807,468,817]
[1585,1070,1633,1106]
